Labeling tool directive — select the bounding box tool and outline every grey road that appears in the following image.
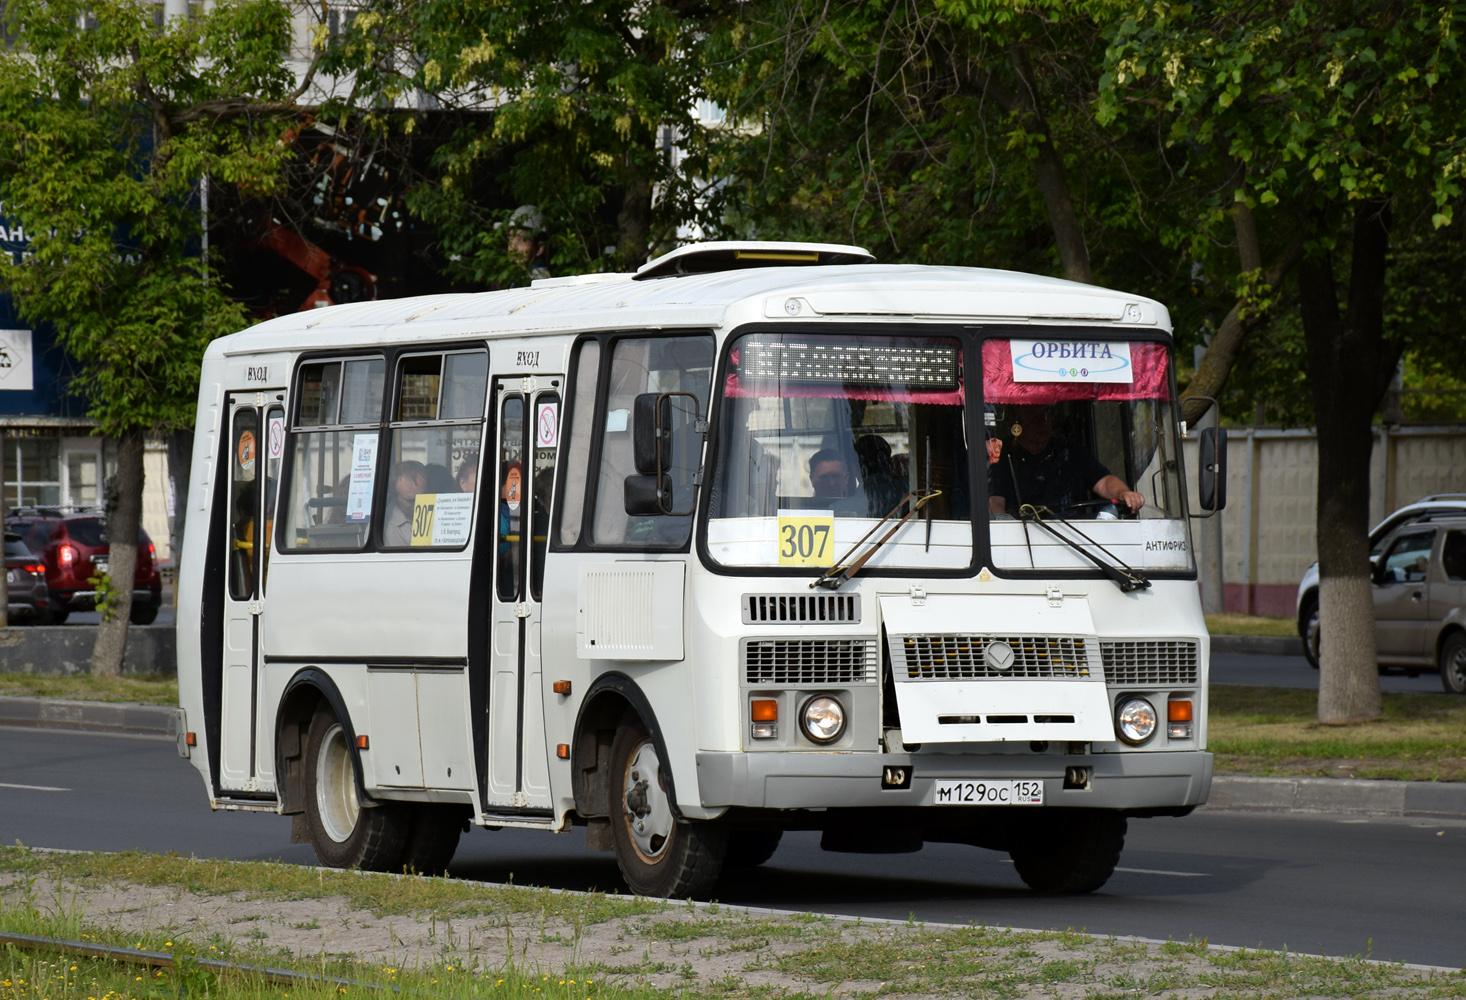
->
[1212,651,1451,694]
[2,725,1463,969]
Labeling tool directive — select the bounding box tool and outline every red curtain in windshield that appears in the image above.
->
[981,340,1169,403]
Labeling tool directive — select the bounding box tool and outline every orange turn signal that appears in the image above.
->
[556,743,570,759]
[552,680,571,695]
[185,732,197,747]
[1168,700,1193,722]
[751,699,778,722]
[356,734,370,750]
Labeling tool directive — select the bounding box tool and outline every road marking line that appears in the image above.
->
[0,782,71,792]
[1114,866,1210,877]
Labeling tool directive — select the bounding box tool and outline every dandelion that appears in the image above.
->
[164,942,172,948]
[70,967,77,972]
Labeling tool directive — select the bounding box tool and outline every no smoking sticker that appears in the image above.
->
[267,416,285,461]
[536,402,559,448]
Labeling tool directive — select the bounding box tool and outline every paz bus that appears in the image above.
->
[176,242,1225,898]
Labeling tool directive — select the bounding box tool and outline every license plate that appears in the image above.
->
[6,568,17,584]
[93,559,109,574]
[933,779,1044,806]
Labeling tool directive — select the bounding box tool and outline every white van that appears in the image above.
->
[176,242,1222,897]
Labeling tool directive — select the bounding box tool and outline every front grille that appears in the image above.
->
[895,634,1095,680]
[1100,639,1199,686]
[742,593,861,624]
[743,638,878,685]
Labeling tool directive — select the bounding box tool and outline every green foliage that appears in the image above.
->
[325,0,733,281]
[0,0,298,435]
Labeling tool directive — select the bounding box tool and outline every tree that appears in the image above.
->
[1100,0,1466,722]
[327,0,733,281]
[0,0,302,672]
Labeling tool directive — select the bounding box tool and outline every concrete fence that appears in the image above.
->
[1184,423,1466,617]
[0,626,176,676]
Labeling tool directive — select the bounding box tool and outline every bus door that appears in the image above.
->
[220,392,286,791]
[486,377,562,810]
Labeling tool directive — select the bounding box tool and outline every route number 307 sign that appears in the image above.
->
[776,511,834,567]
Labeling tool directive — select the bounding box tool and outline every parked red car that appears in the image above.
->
[5,532,50,624]
[9,511,163,625]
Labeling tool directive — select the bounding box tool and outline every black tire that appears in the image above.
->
[303,707,408,870]
[608,717,726,898]
[1299,593,1321,669]
[725,829,783,869]
[398,804,469,876]
[129,602,159,626]
[1440,632,1466,695]
[48,609,69,625]
[1009,811,1127,894]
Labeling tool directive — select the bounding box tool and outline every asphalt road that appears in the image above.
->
[2,726,1463,969]
[1212,651,1451,694]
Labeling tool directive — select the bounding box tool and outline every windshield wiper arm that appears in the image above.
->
[1017,504,1151,593]
[811,490,941,591]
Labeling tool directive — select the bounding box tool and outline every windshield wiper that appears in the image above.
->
[811,490,941,591]
[1017,504,1151,593]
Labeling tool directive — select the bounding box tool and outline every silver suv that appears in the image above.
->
[1296,494,1466,676]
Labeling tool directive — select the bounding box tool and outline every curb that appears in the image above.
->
[1210,634,1305,656]
[0,696,180,738]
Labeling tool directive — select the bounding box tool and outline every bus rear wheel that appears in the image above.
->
[399,804,468,876]
[1008,811,1127,893]
[304,707,408,871]
[608,719,726,898]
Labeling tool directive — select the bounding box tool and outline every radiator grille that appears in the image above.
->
[896,634,1095,680]
[1100,639,1199,686]
[742,593,861,625]
[743,638,878,685]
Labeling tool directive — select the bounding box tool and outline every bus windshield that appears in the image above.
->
[983,337,1192,573]
[706,332,972,571]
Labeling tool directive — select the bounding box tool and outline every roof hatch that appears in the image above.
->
[634,241,875,280]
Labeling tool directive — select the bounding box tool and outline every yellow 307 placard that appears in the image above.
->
[777,513,835,567]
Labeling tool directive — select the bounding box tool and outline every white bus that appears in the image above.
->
[177,242,1225,898]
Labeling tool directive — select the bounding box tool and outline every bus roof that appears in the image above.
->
[207,262,1172,358]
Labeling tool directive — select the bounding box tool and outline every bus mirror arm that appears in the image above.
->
[625,391,706,517]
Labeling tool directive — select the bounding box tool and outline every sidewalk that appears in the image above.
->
[5,695,1461,822]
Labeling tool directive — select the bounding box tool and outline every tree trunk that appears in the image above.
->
[618,173,653,269]
[91,429,145,677]
[1299,198,1398,725]
[1008,43,1092,284]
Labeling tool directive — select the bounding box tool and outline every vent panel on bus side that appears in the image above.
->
[576,562,686,660]
[1098,639,1200,686]
[741,593,861,625]
[741,637,878,685]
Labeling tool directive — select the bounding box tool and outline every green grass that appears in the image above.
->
[3,876,1463,1000]
[1209,684,1466,781]
[1206,613,1297,637]
[0,673,178,706]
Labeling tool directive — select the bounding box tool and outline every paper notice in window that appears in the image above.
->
[431,492,474,546]
[345,433,378,522]
[1010,340,1133,383]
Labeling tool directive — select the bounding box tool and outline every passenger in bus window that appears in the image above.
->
[855,435,906,518]
[456,455,478,493]
[385,460,428,546]
[808,450,866,517]
[425,464,455,495]
[987,405,1144,517]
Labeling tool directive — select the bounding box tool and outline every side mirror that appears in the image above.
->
[624,473,674,516]
[632,393,672,476]
[1198,427,1228,512]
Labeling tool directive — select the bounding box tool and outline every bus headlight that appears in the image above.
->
[800,695,846,744]
[1114,697,1157,745]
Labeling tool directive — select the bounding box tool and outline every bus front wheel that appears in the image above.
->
[1008,811,1127,893]
[608,719,726,898]
[304,707,408,871]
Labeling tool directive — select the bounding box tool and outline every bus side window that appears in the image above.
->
[228,408,259,599]
[557,340,600,547]
[590,335,713,548]
[282,357,385,551]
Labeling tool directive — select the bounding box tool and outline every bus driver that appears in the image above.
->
[988,405,1144,517]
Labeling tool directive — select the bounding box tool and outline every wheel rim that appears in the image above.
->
[315,723,359,843]
[1448,647,1466,691]
[1306,606,1321,664]
[621,738,674,864]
